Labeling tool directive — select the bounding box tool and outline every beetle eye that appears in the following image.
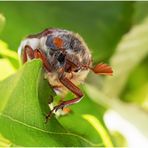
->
[57,53,65,64]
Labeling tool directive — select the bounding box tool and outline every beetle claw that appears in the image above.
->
[54,102,65,112]
[45,102,66,123]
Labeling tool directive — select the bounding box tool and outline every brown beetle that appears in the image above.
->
[18,28,113,121]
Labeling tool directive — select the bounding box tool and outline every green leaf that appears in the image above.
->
[0,60,99,146]
[111,131,127,147]
[83,114,113,147]
[0,61,97,146]
[0,134,12,147]
[59,92,113,147]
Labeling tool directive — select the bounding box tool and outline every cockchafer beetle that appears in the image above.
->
[18,28,113,122]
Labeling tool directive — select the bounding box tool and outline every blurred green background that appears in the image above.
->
[0,1,148,147]
[0,2,133,61]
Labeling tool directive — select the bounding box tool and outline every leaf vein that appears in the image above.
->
[0,113,101,146]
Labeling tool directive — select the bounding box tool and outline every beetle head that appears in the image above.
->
[45,31,91,72]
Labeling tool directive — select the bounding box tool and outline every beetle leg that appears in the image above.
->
[59,75,83,100]
[23,45,34,63]
[23,45,51,72]
[45,74,83,122]
[33,49,51,72]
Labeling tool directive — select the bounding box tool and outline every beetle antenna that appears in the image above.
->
[82,63,113,76]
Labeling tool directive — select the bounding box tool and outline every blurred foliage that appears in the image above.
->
[133,2,148,24]
[121,2,148,111]
[103,17,148,99]
[0,40,19,69]
[111,131,127,147]
[0,14,5,33]
[0,1,148,147]
[121,56,148,104]
[0,58,16,81]
[0,1,133,62]
[0,40,18,81]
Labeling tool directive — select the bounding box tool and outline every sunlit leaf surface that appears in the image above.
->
[0,134,12,147]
